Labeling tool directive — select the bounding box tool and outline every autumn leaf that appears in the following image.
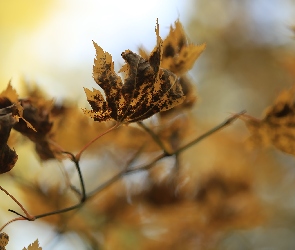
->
[241,86,295,155]
[0,83,18,103]
[23,239,42,250]
[0,82,35,131]
[159,19,206,76]
[0,98,18,174]
[0,232,9,250]
[13,98,56,160]
[139,20,205,76]
[0,83,60,160]
[140,20,205,110]
[83,20,186,123]
[0,83,22,123]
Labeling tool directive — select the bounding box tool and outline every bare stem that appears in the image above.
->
[0,217,26,232]
[137,121,170,154]
[0,186,35,220]
[75,123,121,161]
[34,202,83,220]
[87,145,148,198]
[175,110,246,154]
[1,111,244,229]
[88,111,244,198]
[62,152,86,202]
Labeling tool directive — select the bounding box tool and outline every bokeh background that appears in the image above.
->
[2,0,295,249]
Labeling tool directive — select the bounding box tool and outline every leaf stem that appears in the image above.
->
[62,151,86,202]
[0,217,26,232]
[0,185,35,220]
[1,111,244,229]
[88,111,245,198]
[34,202,83,220]
[174,110,246,155]
[10,122,124,221]
[75,123,120,161]
[137,121,170,155]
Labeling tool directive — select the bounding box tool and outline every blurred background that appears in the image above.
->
[2,0,295,249]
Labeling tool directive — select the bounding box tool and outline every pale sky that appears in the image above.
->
[4,0,187,102]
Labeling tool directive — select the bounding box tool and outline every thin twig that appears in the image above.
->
[88,111,244,198]
[87,146,147,198]
[75,122,121,161]
[0,217,27,232]
[137,121,170,154]
[62,151,86,202]
[8,209,29,219]
[0,186,34,220]
[28,151,88,220]
[2,111,244,228]
[175,110,246,154]
[34,202,83,220]
[5,151,86,224]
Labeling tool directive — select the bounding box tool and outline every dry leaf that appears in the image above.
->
[13,98,55,160]
[0,83,18,103]
[83,20,185,123]
[241,86,295,155]
[140,20,205,111]
[22,239,42,250]
[0,83,61,160]
[0,83,35,131]
[161,19,206,76]
[140,20,206,76]
[0,232,9,250]
[0,98,18,174]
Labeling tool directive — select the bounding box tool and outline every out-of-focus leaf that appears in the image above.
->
[0,83,35,131]
[13,98,55,160]
[241,86,295,155]
[0,98,18,174]
[161,19,206,76]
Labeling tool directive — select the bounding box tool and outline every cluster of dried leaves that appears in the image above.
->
[83,20,205,123]
[0,19,206,249]
[1,18,295,249]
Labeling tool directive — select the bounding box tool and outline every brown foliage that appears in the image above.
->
[83,21,187,123]
[241,86,295,155]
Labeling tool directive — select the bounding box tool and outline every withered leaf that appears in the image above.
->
[83,20,185,123]
[0,82,35,131]
[160,75,197,115]
[22,239,42,250]
[0,98,18,174]
[0,83,22,174]
[13,98,56,160]
[161,20,206,75]
[140,20,205,111]
[140,19,206,76]
[241,86,295,155]
[0,232,9,249]
[1,82,57,160]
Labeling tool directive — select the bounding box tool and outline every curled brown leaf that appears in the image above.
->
[83,20,186,123]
